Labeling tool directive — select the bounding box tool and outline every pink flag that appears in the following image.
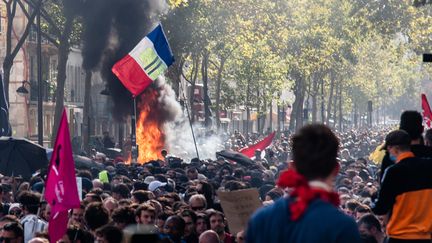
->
[239,132,276,158]
[45,109,80,242]
[422,94,432,128]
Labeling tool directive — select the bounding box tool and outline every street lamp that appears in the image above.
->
[16,80,43,145]
[16,81,30,94]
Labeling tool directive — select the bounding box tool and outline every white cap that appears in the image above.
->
[144,176,155,185]
[148,181,167,192]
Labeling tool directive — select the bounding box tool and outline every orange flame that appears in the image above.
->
[134,88,165,163]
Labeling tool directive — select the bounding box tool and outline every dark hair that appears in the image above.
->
[346,200,360,211]
[165,215,185,233]
[132,190,153,204]
[84,202,110,231]
[196,213,209,228]
[17,191,40,214]
[112,183,131,199]
[358,213,382,232]
[355,204,371,214]
[96,225,123,243]
[0,215,19,224]
[3,222,23,238]
[399,111,423,140]
[135,204,156,218]
[206,209,224,221]
[224,181,246,191]
[265,188,283,201]
[291,124,339,180]
[179,209,197,223]
[112,206,135,226]
[66,227,94,242]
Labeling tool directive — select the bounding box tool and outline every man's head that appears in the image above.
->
[383,130,411,160]
[355,204,371,220]
[135,204,156,225]
[112,206,135,229]
[180,209,197,237]
[70,205,85,225]
[163,215,185,241]
[358,214,382,239]
[112,183,130,200]
[132,190,154,204]
[96,225,123,243]
[399,111,423,141]
[291,124,339,180]
[103,197,118,215]
[207,210,225,235]
[17,191,40,215]
[195,213,209,236]
[84,202,110,231]
[199,230,220,243]
[1,222,23,243]
[187,168,199,180]
[189,194,207,212]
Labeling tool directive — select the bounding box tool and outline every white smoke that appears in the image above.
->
[154,77,225,161]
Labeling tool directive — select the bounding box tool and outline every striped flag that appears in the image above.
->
[112,24,174,97]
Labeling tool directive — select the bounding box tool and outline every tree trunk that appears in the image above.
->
[189,55,199,123]
[51,14,75,145]
[269,99,273,132]
[326,72,335,125]
[256,89,260,134]
[290,75,305,131]
[332,81,339,128]
[246,78,251,138]
[201,51,212,127]
[82,70,92,154]
[338,82,343,131]
[320,78,325,123]
[311,76,317,123]
[215,57,226,130]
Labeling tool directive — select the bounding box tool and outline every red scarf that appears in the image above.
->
[277,169,340,221]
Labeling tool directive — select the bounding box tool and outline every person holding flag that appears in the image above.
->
[44,109,81,242]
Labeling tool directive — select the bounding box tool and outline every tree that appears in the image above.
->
[2,0,42,101]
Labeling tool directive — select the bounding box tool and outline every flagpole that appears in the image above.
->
[131,97,138,162]
[184,98,200,160]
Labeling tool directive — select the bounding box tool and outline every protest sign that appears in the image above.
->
[217,188,262,234]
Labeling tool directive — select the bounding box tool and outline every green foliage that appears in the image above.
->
[163,0,432,128]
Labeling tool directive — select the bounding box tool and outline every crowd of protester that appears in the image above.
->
[2,110,432,243]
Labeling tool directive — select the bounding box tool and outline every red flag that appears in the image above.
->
[239,132,276,158]
[45,109,80,242]
[422,94,432,128]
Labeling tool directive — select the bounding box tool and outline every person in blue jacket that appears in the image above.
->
[246,124,362,243]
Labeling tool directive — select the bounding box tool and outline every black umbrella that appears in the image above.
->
[0,137,48,179]
[46,149,104,170]
[216,150,254,166]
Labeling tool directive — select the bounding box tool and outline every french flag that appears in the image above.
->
[112,24,175,97]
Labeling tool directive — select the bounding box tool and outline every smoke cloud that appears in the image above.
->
[80,0,224,160]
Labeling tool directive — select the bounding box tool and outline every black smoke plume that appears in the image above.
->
[80,0,161,120]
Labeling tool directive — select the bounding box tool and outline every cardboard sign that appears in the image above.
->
[217,188,262,234]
